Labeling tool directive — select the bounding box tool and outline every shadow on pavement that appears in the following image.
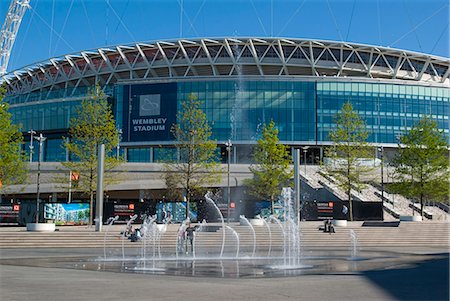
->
[362,253,449,301]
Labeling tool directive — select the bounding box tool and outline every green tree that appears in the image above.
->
[0,86,26,192]
[245,120,293,214]
[323,102,373,221]
[62,85,122,226]
[392,116,449,217]
[163,94,222,219]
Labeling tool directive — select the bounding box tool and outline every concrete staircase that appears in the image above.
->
[1,222,448,250]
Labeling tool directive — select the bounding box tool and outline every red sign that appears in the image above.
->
[328,202,334,208]
[230,202,235,208]
[13,205,20,211]
[128,204,135,210]
[71,172,80,181]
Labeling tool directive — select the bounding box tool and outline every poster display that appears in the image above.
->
[0,204,20,225]
[44,203,90,225]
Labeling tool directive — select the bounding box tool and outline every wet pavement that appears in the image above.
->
[0,248,448,301]
[0,250,446,279]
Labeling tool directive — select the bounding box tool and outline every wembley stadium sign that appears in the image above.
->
[122,83,177,142]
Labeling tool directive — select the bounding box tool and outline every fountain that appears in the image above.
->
[103,215,119,260]
[88,189,404,278]
[204,192,226,258]
[349,229,358,260]
[108,190,303,265]
[121,214,138,260]
[258,215,272,257]
[225,225,240,258]
[239,215,257,257]
[176,218,190,258]
[281,187,301,268]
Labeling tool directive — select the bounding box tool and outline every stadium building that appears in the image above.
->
[1,38,449,222]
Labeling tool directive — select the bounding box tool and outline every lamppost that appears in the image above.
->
[378,146,384,204]
[28,129,36,162]
[302,146,309,174]
[34,133,46,223]
[225,139,232,223]
[184,129,196,220]
[293,148,300,223]
[116,128,123,160]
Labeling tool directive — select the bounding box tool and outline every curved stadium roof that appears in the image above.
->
[3,37,450,95]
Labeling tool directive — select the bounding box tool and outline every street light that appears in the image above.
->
[34,133,46,223]
[225,139,232,223]
[116,128,123,160]
[302,146,309,174]
[378,146,384,204]
[28,129,36,162]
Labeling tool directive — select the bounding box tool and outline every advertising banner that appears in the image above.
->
[122,83,178,142]
[44,203,90,225]
[113,203,136,217]
[0,204,20,225]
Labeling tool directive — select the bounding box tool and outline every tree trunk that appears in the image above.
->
[186,193,190,220]
[420,193,424,218]
[271,197,275,215]
[347,157,353,221]
[348,187,353,222]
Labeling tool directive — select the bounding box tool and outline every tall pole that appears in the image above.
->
[28,129,36,162]
[96,144,105,232]
[116,129,122,160]
[225,140,232,223]
[68,171,72,204]
[293,148,300,223]
[302,146,309,175]
[380,146,384,203]
[35,133,46,223]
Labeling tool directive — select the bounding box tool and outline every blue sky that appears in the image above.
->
[1,0,448,73]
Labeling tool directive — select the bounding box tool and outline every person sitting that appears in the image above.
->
[323,220,329,233]
[328,221,335,234]
[130,228,142,242]
[123,225,133,237]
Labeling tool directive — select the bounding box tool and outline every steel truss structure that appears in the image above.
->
[3,38,450,97]
[0,0,30,76]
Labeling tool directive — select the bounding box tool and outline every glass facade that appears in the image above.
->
[127,148,151,162]
[174,80,449,145]
[317,82,449,143]
[6,80,450,162]
[176,81,316,143]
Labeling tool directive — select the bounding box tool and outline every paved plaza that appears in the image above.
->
[0,249,448,301]
[0,224,449,301]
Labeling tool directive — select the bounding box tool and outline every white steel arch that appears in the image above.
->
[0,0,30,76]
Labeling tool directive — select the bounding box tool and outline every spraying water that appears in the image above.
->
[269,215,286,259]
[122,214,138,260]
[103,215,119,260]
[176,218,190,259]
[205,192,226,258]
[239,215,257,257]
[258,215,272,257]
[280,187,301,268]
[349,229,358,259]
[225,225,240,258]
[193,219,207,258]
[141,215,157,267]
